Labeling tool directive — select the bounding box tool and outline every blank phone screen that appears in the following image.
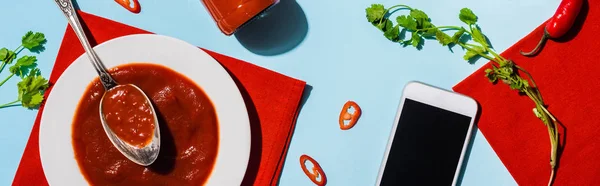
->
[380,98,472,186]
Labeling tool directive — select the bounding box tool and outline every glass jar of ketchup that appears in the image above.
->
[201,0,280,35]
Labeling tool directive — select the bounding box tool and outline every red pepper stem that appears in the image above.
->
[520,29,550,56]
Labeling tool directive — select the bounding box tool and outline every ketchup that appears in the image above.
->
[73,64,219,185]
[201,0,279,35]
[101,84,155,148]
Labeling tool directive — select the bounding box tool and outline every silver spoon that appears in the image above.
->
[54,0,160,166]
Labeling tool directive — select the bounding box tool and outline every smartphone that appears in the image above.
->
[375,81,478,186]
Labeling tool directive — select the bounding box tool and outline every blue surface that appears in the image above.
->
[0,0,560,185]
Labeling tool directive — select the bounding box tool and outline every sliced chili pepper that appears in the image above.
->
[339,101,361,130]
[520,0,584,56]
[115,0,141,14]
[299,154,327,186]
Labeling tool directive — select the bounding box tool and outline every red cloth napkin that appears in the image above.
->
[12,11,306,186]
[453,1,599,185]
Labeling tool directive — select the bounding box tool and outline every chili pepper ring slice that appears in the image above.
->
[339,101,362,130]
[115,0,141,13]
[299,154,327,186]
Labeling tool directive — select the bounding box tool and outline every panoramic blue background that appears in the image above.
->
[0,0,559,185]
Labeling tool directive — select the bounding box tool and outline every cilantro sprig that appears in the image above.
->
[0,31,49,109]
[367,4,560,186]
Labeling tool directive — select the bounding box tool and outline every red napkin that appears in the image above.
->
[11,11,306,186]
[453,1,599,185]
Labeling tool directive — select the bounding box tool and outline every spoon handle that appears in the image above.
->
[54,0,118,90]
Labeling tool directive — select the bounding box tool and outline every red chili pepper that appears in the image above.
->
[115,0,141,14]
[339,101,362,130]
[300,154,327,186]
[520,0,584,56]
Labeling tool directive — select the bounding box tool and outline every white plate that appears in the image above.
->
[39,34,251,185]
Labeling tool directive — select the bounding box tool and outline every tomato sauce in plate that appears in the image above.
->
[72,63,219,185]
[102,84,156,147]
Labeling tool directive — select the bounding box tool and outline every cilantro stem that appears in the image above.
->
[378,5,413,26]
[14,45,23,54]
[515,65,544,103]
[457,43,498,62]
[0,100,20,109]
[524,83,558,186]
[416,26,475,36]
[387,5,413,12]
[436,26,462,30]
[548,160,556,186]
[0,62,6,74]
[525,87,545,111]
[418,26,463,31]
[0,73,14,87]
[539,103,558,123]
[488,49,508,62]
[464,43,481,48]
[0,45,23,75]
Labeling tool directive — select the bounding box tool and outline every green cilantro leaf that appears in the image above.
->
[15,56,36,67]
[452,28,466,43]
[411,32,421,48]
[9,66,19,75]
[28,92,44,107]
[484,68,498,83]
[421,21,436,36]
[463,45,485,61]
[17,68,49,109]
[464,50,478,61]
[28,71,49,92]
[5,51,16,64]
[22,31,46,50]
[384,26,400,42]
[375,18,394,32]
[459,8,477,25]
[10,56,37,76]
[397,15,417,31]
[521,79,530,88]
[411,9,431,30]
[396,15,408,27]
[436,30,452,46]
[498,65,514,75]
[410,9,429,21]
[0,48,16,64]
[366,4,386,23]
[509,79,522,90]
[0,48,8,62]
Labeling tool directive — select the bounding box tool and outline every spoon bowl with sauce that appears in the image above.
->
[54,0,160,166]
[100,84,160,166]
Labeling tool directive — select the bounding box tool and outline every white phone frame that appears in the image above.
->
[375,81,478,186]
